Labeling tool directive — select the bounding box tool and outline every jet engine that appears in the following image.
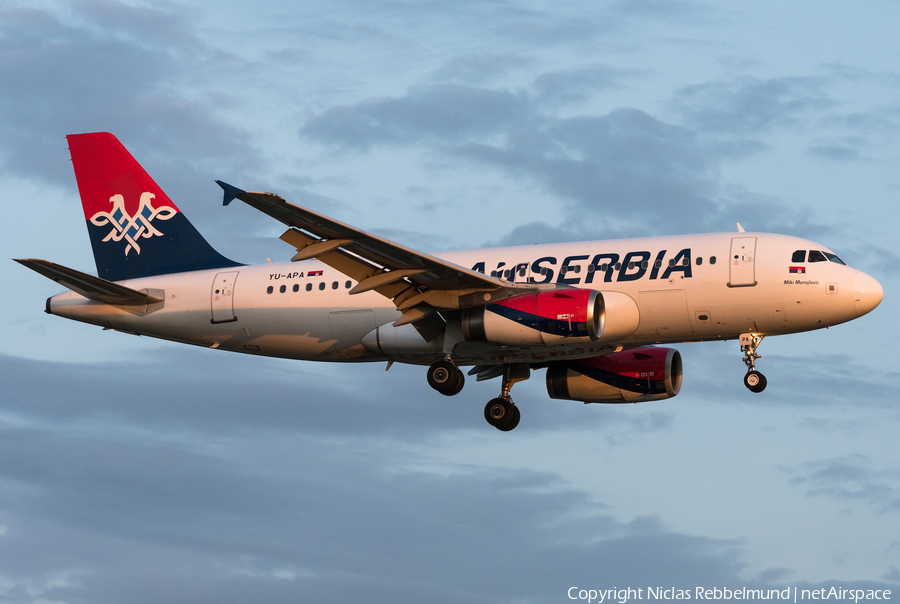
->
[546,347,682,403]
[462,289,602,346]
[462,289,640,347]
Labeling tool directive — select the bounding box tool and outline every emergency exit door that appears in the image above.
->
[728,237,757,287]
[211,271,239,323]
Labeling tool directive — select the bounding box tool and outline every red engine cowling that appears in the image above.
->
[546,347,683,403]
[462,289,602,346]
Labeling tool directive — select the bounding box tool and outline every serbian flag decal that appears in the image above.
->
[789,266,806,275]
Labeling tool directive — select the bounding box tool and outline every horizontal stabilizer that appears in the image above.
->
[14,259,163,306]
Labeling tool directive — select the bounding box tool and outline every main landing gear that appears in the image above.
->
[740,333,767,393]
[427,359,465,396]
[483,364,529,432]
[425,361,529,431]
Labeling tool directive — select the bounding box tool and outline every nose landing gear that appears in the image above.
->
[740,333,767,393]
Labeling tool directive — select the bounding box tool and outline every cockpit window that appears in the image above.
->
[791,250,806,263]
[808,250,827,263]
[823,251,846,265]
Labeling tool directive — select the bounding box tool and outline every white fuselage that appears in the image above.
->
[47,232,880,366]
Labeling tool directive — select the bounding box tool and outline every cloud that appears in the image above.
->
[0,366,776,604]
[671,76,832,136]
[0,3,255,188]
[787,455,900,513]
[298,73,850,239]
[300,83,725,236]
[532,65,645,106]
[300,84,531,149]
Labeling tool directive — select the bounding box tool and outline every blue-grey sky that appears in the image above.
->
[2,0,899,602]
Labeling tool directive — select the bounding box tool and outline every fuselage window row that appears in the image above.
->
[266,280,354,294]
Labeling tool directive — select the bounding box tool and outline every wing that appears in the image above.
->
[217,181,552,335]
[15,259,163,306]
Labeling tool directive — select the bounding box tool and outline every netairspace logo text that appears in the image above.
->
[567,587,892,604]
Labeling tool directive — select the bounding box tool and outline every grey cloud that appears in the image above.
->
[807,143,864,161]
[302,79,828,238]
[0,349,785,604]
[843,243,900,278]
[300,84,531,149]
[533,65,647,106]
[672,76,832,136]
[788,455,900,513]
[453,108,720,234]
[0,4,256,189]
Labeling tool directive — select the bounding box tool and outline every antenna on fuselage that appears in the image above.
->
[736,222,746,233]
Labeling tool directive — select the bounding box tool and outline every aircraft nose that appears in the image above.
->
[853,271,883,317]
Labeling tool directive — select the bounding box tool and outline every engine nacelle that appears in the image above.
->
[463,289,602,346]
[546,347,682,403]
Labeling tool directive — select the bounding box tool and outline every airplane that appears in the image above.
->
[15,132,884,431]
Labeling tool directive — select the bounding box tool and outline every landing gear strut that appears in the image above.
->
[483,363,530,431]
[740,333,767,393]
[427,359,465,396]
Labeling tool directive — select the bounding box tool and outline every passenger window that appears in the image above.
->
[266,286,273,294]
[655,259,662,268]
[345,280,352,288]
[710,256,716,265]
[332,281,339,289]
[628,261,635,270]
[306,283,312,291]
[293,284,299,293]
[279,285,286,293]
[318,282,325,291]
[641,260,648,269]
[696,257,703,265]
[808,250,827,262]
[792,250,806,263]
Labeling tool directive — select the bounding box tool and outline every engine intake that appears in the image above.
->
[546,347,682,403]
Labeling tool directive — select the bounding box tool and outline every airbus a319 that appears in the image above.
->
[16,133,884,431]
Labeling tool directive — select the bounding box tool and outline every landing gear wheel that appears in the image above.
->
[427,360,464,396]
[744,370,767,393]
[498,406,520,431]
[484,398,519,431]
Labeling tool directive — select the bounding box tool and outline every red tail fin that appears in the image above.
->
[67,132,239,281]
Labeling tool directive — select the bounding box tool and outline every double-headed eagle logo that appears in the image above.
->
[90,192,176,256]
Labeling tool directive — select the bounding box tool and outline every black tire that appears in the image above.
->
[446,370,465,396]
[744,370,767,393]
[428,360,462,395]
[497,405,520,432]
[484,398,511,426]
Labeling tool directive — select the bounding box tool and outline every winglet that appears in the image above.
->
[216,180,246,206]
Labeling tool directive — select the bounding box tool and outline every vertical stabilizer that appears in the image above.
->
[67,132,240,281]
